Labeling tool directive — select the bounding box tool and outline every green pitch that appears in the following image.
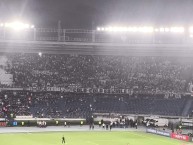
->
[0,131,192,145]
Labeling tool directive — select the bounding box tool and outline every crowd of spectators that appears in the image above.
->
[0,53,192,118]
[3,53,193,94]
[0,91,31,118]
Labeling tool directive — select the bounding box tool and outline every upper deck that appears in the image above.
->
[0,28,193,57]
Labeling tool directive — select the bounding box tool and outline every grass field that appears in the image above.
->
[0,131,192,145]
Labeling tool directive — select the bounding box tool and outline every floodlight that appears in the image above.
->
[160,28,165,32]
[141,27,154,33]
[5,23,9,27]
[108,26,113,31]
[123,27,127,31]
[97,27,101,31]
[0,21,35,30]
[112,27,118,32]
[131,27,138,32]
[115,27,120,31]
[189,27,193,33]
[31,25,35,29]
[11,22,27,30]
[24,24,30,29]
[119,27,124,32]
[170,27,184,33]
[38,52,42,57]
[96,25,155,33]
[165,28,170,32]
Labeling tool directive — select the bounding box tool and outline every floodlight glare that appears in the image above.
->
[31,25,35,29]
[11,22,28,30]
[189,27,193,33]
[170,27,184,33]
[105,27,109,31]
[165,28,170,32]
[97,27,101,31]
[132,27,138,32]
[141,27,154,33]
[160,28,165,32]
[0,21,35,30]
[5,23,9,27]
[97,25,185,33]
[97,26,154,33]
[38,52,42,57]
[24,24,30,29]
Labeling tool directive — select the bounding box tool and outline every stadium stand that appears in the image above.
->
[5,54,190,91]
[0,53,193,118]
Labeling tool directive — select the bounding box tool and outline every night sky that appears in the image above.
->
[0,0,193,29]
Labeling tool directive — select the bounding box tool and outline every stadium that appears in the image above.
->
[1,0,193,145]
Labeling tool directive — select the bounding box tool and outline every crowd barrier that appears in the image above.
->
[171,133,189,142]
[146,128,192,142]
[146,128,170,137]
[0,121,7,127]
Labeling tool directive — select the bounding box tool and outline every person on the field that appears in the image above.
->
[89,124,92,130]
[135,121,138,129]
[106,124,108,130]
[110,122,113,131]
[64,121,67,127]
[62,136,65,144]
[92,123,94,130]
[102,123,105,129]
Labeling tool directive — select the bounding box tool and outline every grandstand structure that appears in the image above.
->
[0,27,193,56]
[0,27,193,121]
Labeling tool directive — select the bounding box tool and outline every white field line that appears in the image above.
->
[86,141,99,145]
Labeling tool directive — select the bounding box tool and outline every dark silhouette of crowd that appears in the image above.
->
[0,91,190,118]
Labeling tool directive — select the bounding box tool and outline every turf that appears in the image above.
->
[0,131,192,145]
